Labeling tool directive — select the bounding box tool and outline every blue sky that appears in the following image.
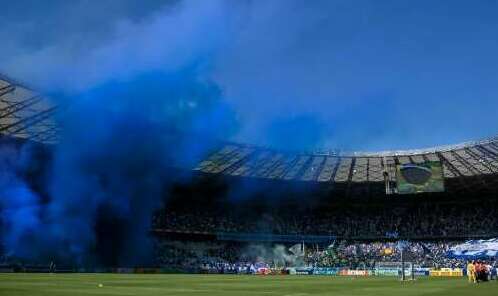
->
[1,0,497,151]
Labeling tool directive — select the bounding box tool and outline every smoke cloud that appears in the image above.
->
[0,0,240,265]
[2,0,498,151]
[242,244,305,268]
[0,143,42,260]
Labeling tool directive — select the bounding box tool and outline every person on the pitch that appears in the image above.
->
[475,260,486,282]
[467,260,476,283]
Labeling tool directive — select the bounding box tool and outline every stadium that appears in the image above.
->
[1,1,498,296]
[1,72,498,294]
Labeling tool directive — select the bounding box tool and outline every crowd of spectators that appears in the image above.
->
[307,241,469,269]
[154,240,243,272]
[153,239,497,272]
[153,200,498,239]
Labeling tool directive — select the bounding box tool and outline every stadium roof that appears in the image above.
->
[194,139,498,184]
[0,74,59,144]
[2,72,498,186]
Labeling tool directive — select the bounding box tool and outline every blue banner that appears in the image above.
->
[447,238,498,259]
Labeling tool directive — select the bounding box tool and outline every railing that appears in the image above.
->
[216,232,335,243]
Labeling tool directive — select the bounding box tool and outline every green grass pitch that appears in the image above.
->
[0,274,496,296]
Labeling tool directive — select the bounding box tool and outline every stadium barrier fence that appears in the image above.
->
[0,265,462,277]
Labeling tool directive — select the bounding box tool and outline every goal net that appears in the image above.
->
[375,262,414,280]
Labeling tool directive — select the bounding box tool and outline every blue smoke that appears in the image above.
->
[1,69,238,265]
[0,164,41,259]
[45,70,237,265]
[0,0,240,265]
[4,0,498,152]
[0,142,49,261]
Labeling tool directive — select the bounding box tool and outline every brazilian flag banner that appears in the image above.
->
[396,161,445,194]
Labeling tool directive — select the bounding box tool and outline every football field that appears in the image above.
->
[0,273,496,296]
